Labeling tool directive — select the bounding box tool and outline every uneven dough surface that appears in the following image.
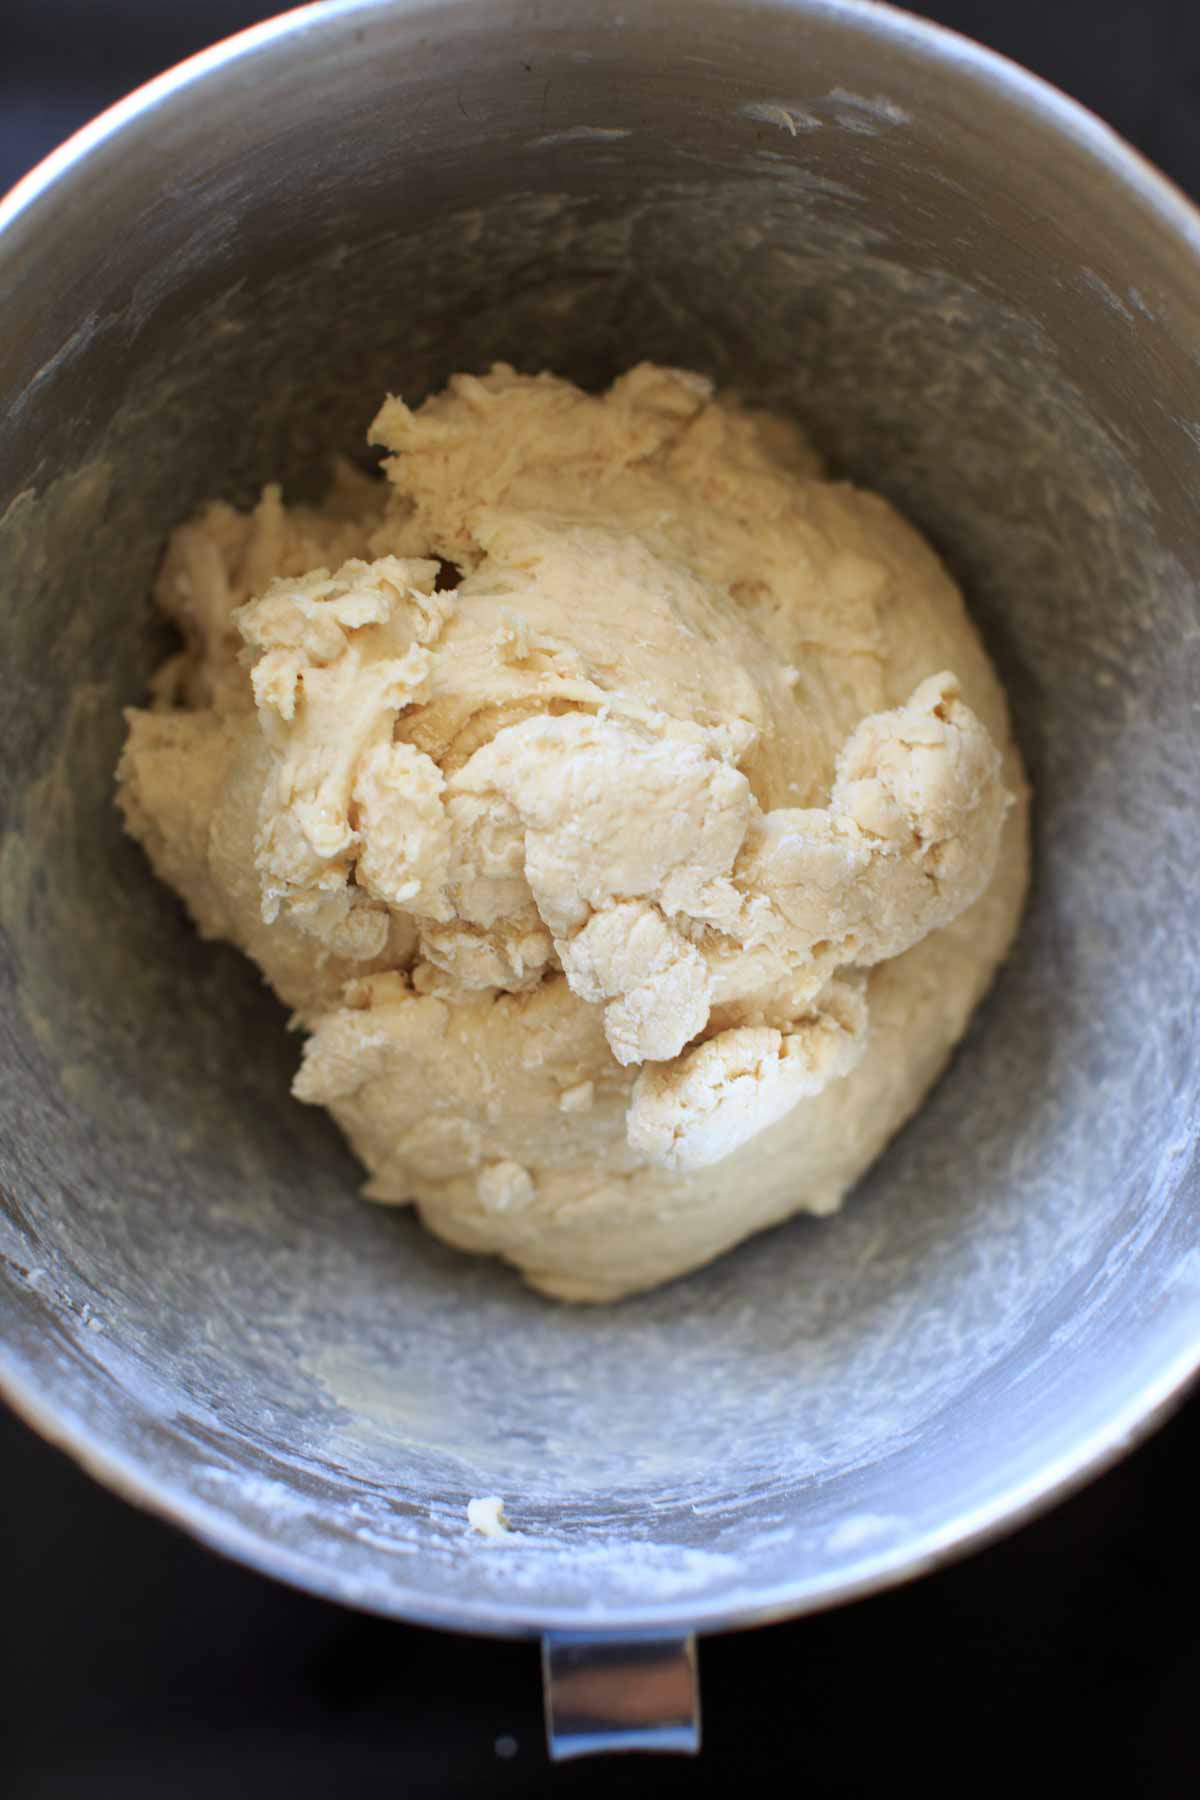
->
[117,364,1029,1301]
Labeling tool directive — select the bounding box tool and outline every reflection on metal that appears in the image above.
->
[542,1631,700,1760]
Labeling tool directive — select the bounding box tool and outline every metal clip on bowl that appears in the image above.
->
[541,1631,700,1760]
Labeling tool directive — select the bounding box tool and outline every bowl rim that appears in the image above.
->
[2,0,1199,1639]
[3,1320,1199,1639]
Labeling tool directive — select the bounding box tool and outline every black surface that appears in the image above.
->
[3,3,1199,1793]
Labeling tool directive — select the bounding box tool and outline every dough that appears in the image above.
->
[466,1497,511,1538]
[117,364,1029,1302]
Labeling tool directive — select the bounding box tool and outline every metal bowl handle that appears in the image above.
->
[541,1630,701,1760]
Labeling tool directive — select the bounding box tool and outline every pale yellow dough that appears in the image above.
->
[117,364,1029,1302]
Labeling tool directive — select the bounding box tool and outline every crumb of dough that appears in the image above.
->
[467,1496,511,1538]
[116,364,1030,1302]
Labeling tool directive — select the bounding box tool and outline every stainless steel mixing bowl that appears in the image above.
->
[2,0,1198,1754]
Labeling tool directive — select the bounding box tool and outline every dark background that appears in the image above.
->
[3,3,1198,1794]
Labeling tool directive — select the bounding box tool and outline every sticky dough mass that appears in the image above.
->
[117,364,1029,1302]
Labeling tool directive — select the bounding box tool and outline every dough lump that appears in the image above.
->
[117,364,1029,1302]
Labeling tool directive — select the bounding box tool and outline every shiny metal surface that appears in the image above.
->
[541,1632,700,1758]
[1,0,1198,1652]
